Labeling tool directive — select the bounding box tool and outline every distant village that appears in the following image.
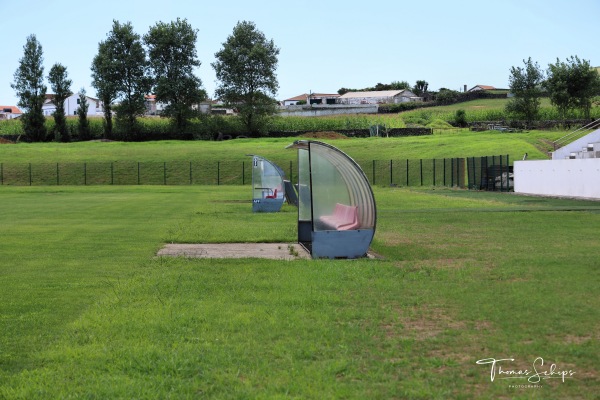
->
[0,84,503,121]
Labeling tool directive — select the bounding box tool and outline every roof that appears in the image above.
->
[44,93,100,102]
[0,106,22,114]
[338,90,413,99]
[469,85,496,91]
[284,93,340,101]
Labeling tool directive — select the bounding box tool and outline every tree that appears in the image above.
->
[505,57,544,124]
[212,21,280,136]
[77,88,91,140]
[11,34,47,142]
[144,18,206,133]
[390,81,411,91]
[413,80,429,96]
[94,20,151,139]
[544,56,600,121]
[436,88,459,104]
[91,40,119,138]
[454,109,467,127]
[48,63,72,142]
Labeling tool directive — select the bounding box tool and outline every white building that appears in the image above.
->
[0,105,22,120]
[282,93,340,106]
[338,89,421,105]
[42,93,103,117]
[514,122,600,200]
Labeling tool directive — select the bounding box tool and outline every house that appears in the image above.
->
[337,89,420,105]
[42,94,103,116]
[0,106,22,120]
[468,85,496,92]
[283,93,340,106]
[144,95,167,115]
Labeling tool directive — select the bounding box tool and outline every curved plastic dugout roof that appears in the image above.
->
[248,154,286,213]
[286,140,377,258]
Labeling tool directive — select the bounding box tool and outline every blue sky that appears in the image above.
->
[1,0,598,107]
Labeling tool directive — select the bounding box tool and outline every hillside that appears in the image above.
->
[0,129,564,166]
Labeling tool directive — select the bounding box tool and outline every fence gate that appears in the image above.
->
[467,155,512,191]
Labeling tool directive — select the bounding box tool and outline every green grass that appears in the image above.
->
[0,130,565,165]
[0,185,598,399]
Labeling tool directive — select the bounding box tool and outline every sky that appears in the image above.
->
[1,0,598,107]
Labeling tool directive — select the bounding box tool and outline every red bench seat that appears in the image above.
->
[319,203,359,230]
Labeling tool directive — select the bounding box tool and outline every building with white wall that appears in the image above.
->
[42,94,103,117]
[338,89,421,105]
[0,106,22,120]
[514,124,600,200]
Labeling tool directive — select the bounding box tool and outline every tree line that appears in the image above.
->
[11,19,279,142]
[506,56,600,124]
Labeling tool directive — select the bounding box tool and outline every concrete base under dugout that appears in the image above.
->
[157,243,310,260]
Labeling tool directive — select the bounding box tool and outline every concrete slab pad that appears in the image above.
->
[157,243,310,260]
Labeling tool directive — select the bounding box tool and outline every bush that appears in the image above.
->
[454,109,467,127]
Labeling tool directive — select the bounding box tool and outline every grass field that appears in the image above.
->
[0,129,567,164]
[0,185,598,399]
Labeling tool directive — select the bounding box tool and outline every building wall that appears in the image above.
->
[42,94,102,116]
[514,158,600,199]
[279,104,378,117]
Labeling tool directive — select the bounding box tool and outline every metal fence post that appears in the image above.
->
[451,158,454,187]
[163,162,167,185]
[506,154,510,191]
[443,158,446,186]
[372,160,376,185]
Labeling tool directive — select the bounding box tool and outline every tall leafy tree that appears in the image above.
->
[94,20,151,139]
[413,80,429,96]
[505,57,544,124]
[77,88,91,140]
[48,63,72,142]
[144,18,206,133]
[91,40,119,138]
[11,34,47,142]
[212,21,280,136]
[544,56,600,121]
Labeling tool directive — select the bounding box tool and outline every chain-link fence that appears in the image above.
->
[0,156,508,190]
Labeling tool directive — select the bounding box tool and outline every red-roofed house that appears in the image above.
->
[0,106,22,120]
[468,85,496,92]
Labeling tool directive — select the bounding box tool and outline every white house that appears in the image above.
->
[337,89,421,105]
[42,93,103,117]
[282,93,340,106]
[0,105,22,120]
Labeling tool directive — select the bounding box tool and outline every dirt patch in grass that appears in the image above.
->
[384,306,467,341]
[394,258,472,269]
